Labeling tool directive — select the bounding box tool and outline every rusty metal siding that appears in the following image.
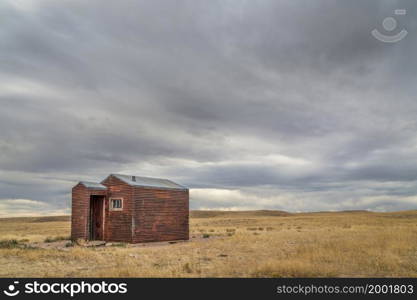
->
[132,187,189,243]
[101,175,133,243]
[71,183,107,240]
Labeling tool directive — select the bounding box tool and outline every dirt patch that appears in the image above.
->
[25,235,216,251]
[30,240,72,250]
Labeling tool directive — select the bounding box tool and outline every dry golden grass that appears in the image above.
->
[1,210,417,277]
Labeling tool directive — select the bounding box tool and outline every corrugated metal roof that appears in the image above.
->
[107,174,187,190]
[79,181,107,190]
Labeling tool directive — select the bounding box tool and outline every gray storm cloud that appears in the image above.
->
[1,0,417,216]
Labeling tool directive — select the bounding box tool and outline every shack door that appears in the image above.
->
[90,196,104,240]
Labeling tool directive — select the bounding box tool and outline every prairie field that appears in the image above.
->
[1,210,417,277]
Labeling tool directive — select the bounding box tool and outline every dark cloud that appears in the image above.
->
[1,0,417,215]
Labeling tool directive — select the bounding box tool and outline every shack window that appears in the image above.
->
[110,198,123,211]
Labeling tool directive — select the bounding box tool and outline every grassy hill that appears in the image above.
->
[1,210,417,277]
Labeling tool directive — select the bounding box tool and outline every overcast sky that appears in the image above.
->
[1,0,417,217]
